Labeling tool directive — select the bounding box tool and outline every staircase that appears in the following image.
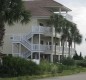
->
[12,26,52,59]
[12,32,33,59]
[21,51,31,59]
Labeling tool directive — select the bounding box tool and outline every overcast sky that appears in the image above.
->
[55,0,86,56]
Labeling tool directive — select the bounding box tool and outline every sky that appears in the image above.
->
[55,0,86,56]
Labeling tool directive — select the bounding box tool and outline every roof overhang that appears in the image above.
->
[44,6,71,12]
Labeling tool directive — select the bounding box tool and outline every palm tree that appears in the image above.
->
[64,20,73,57]
[60,20,72,57]
[73,30,82,48]
[50,14,64,62]
[0,0,31,46]
[60,19,68,59]
[67,23,82,57]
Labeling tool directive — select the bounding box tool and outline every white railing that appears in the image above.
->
[61,13,73,22]
[32,26,52,34]
[53,45,75,54]
[25,52,31,58]
[12,35,52,52]
[25,32,33,39]
[20,38,32,50]
[12,35,32,50]
[21,51,31,59]
[32,44,52,51]
[12,34,75,54]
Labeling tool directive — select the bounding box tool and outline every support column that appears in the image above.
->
[31,52,33,60]
[19,44,21,57]
[51,26,53,62]
[65,40,67,48]
[59,8,61,14]
[58,55,60,61]
[39,34,41,63]
[31,33,33,60]
[12,43,14,56]
[60,41,61,47]
[59,39,61,55]
[74,42,76,49]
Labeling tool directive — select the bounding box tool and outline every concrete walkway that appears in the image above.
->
[37,72,86,80]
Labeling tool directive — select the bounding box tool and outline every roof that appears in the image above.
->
[23,0,71,17]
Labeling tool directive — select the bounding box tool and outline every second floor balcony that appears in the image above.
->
[32,26,61,38]
[32,26,52,34]
[32,44,75,55]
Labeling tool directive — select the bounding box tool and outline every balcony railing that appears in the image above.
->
[53,45,75,54]
[32,44,52,52]
[32,26,52,34]
[32,44,75,54]
[61,13,73,22]
[12,34,75,54]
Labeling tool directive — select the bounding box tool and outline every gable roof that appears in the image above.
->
[24,1,53,16]
[23,0,71,17]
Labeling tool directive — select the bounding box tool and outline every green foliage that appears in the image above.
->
[57,63,64,73]
[39,60,61,74]
[0,0,31,46]
[75,59,86,67]
[39,60,51,73]
[61,57,75,66]
[0,56,39,77]
[73,51,83,60]
[50,63,58,74]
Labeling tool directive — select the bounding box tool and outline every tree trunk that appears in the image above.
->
[68,43,71,57]
[74,41,76,49]
[0,20,5,47]
[62,40,64,59]
[55,31,57,55]
[54,29,57,62]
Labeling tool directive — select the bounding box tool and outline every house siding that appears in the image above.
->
[2,17,38,54]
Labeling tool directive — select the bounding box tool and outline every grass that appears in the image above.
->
[0,67,86,80]
[0,76,34,80]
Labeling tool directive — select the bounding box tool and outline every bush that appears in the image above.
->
[39,60,65,74]
[39,60,51,73]
[0,56,40,77]
[75,60,86,67]
[57,63,64,73]
[61,57,75,66]
[51,64,58,74]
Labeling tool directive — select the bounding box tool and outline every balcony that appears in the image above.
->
[32,26,61,38]
[32,26,52,34]
[32,44,52,52]
[61,13,73,22]
[12,33,75,55]
[53,45,75,54]
[32,44,75,54]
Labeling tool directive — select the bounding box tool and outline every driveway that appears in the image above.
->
[37,72,86,80]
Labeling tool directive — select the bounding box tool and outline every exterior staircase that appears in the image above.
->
[12,26,53,59]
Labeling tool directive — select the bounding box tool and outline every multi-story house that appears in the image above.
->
[2,0,75,64]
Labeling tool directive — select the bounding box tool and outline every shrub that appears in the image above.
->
[57,63,64,73]
[51,64,58,74]
[39,60,51,73]
[61,57,75,66]
[0,56,40,77]
[39,60,65,74]
[75,60,86,67]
